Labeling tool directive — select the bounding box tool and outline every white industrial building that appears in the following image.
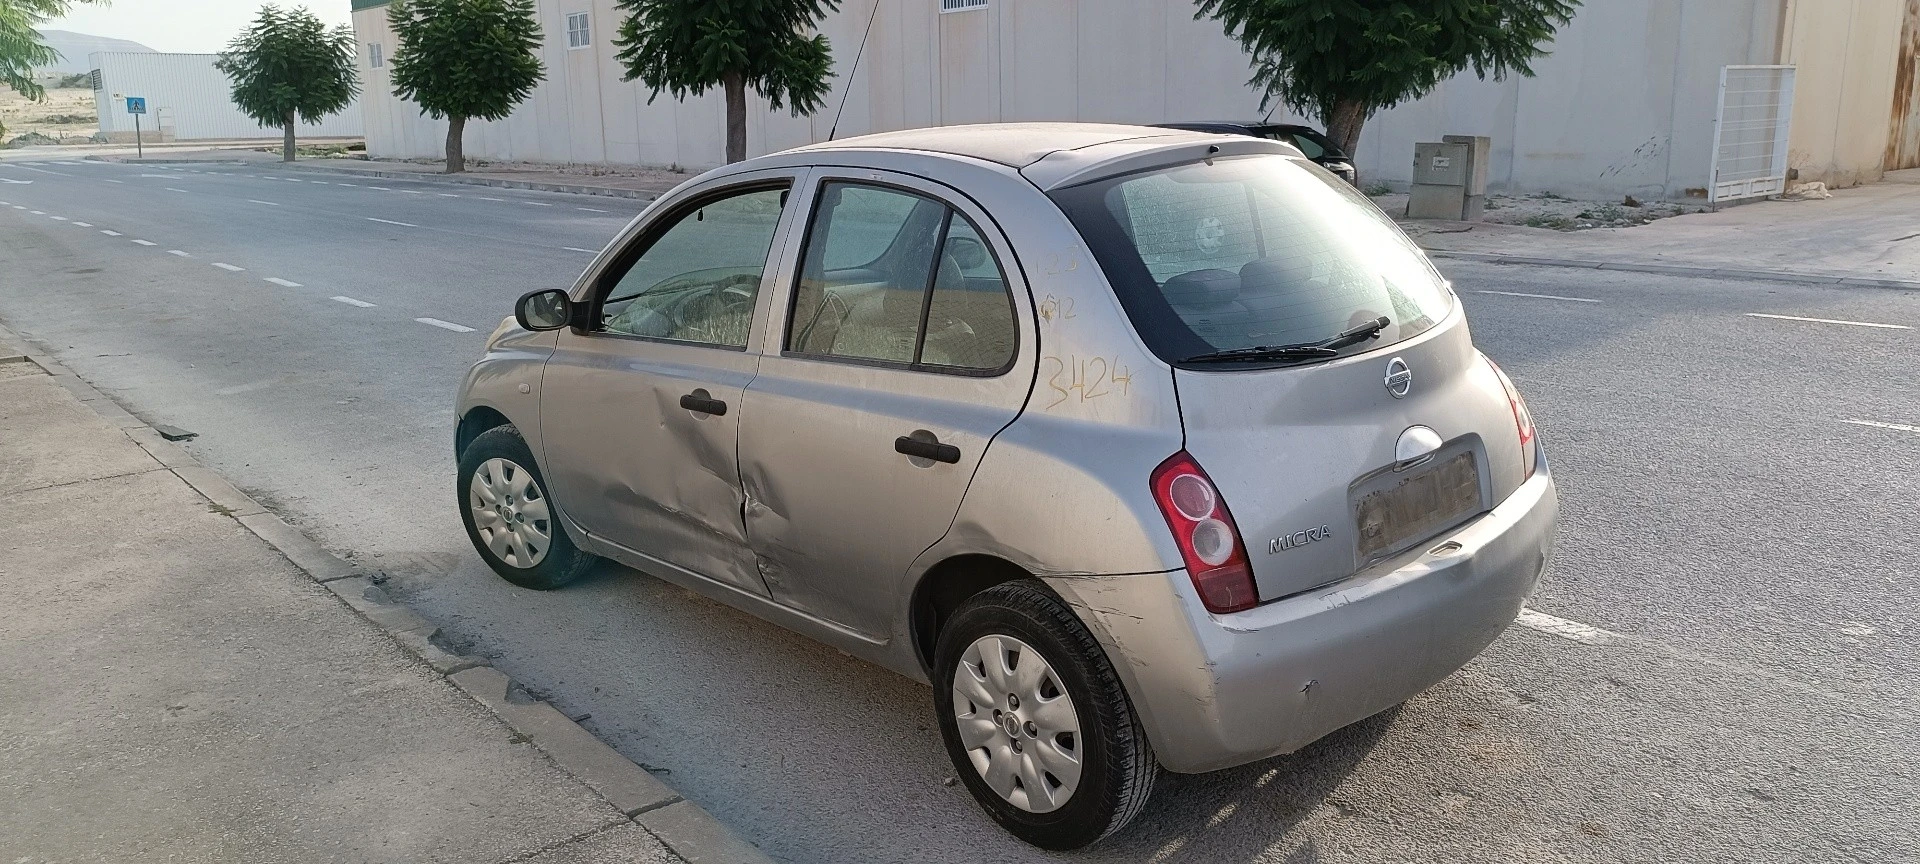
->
[350,0,1920,198]
[90,51,364,142]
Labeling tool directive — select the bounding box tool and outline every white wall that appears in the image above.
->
[91,52,363,140]
[354,0,1895,198]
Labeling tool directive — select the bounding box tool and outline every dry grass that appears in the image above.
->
[1,87,99,144]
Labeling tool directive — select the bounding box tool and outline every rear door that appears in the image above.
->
[538,172,805,595]
[737,173,1035,637]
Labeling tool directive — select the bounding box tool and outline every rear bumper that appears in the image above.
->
[1048,450,1557,774]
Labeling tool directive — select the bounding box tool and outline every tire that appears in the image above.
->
[933,580,1156,850]
[457,425,596,590]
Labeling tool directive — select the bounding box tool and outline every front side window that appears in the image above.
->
[1050,155,1450,365]
[787,182,1016,373]
[597,185,788,347]
[566,12,591,48]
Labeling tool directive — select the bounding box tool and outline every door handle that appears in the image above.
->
[895,435,961,464]
[679,392,728,416]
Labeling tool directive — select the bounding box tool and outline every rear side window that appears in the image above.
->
[787,181,1016,373]
[1049,154,1450,365]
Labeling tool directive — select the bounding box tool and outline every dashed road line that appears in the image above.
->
[1515,608,1624,645]
[212,262,246,272]
[102,178,123,184]
[131,239,156,246]
[335,182,358,187]
[167,250,192,257]
[17,165,65,175]
[367,217,418,227]
[309,180,330,185]
[523,201,552,207]
[438,193,460,197]
[100,230,121,236]
[48,215,66,221]
[563,246,601,254]
[264,277,303,288]
[477,196,505,202]
[247,199,279,206]
[368,186,392,191]
[1475,290,1602,303]
[166,187,189,193]
[9,205,23,209]
[331,296,377,308]
[285,178,303,182]
[1745,312,1910,330]
[1842,419,1920,434]
[415,317,476,333]
[29,210,44,214]
[577,207,609,213]
[71,221,91,227]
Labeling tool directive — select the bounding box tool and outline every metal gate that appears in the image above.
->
[1709,65,1796,206]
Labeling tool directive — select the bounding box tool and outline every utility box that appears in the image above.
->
[1407,135,1491,220]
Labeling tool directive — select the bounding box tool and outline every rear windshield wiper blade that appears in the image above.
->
[1181,317,1391,364]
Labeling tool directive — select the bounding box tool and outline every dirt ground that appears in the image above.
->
[1,84,99,144]
[1369,189,1707,231]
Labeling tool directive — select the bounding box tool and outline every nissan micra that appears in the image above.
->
[455,123,1557,849]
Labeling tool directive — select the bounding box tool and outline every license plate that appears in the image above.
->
[1353,451,1482,561]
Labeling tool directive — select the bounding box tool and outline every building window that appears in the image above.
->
[566,12,591,48]
[939,0,987,11]
[368,43,383,68]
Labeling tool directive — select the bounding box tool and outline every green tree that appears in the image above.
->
[1195,0,1578,158]
[613,0,839,165]
[1,0,101,138]
[214,5,358,162]
[387,0,544,174]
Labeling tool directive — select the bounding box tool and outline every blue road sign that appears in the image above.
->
[125,97,147,115]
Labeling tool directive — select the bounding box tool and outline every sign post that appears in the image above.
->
[125,97,147,158]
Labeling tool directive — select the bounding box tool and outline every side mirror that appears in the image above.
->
[515,289,573,331]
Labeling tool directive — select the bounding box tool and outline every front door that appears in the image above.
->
[738,174,1036,636]
[540,175,804,595]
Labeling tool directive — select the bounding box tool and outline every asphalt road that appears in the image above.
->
[3,155,1916,863]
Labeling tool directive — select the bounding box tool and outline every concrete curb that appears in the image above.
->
[0,320,775,864]
[1426,250,1920,290]
[273,161,675,201]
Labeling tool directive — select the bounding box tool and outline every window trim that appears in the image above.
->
[565,11,591,49]
[780,176,1019,379]
[367,42,383,68]
[582,179,794,351]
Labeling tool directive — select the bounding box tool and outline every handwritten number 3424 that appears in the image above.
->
[1041,355,1132,409]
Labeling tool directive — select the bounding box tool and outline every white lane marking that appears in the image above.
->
[335,182,357,187]
[285,178,303,182]
[102,178,123,184]
[1745,312,1911,330]
[1515,608,1624,645]
[1475,289,1601,303]
[100,230,121,236]
[577,206,609,213]
[165,187,189,193]
[477,196,505,201]
[397,189,423,194]
[415,317,476,333]
[1842,419,1920,434]
[214,379,280,396]
[0,199,7,204]
[139,173,173,178]
[131,239,157,246]
[212,262,246,272]
[18,165,65,175]
[71,221,92,227]
[48,215,67,221]
[366,217,417,227]
[29,210,44,214]
[167,250,192,257]
[523,201,552,207]
[264,277,303,288]
[310,180,330,185]
[563,246,601,254]
[438,193,460,197]
[9,205,23,209]
[331,295,377,308]
[367,186,392,191]
[247,199,279,206]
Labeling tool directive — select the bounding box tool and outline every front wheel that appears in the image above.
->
[933,581,1156,850]
[458,425,596,590]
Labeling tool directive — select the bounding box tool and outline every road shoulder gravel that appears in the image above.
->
[0,321,770,864]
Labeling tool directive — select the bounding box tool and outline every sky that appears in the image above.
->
[47,0,354,55]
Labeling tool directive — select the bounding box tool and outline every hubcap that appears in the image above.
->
[468,457,551,568]
[951,634,1082,813]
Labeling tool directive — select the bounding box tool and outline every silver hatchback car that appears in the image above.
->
[455,123,1557,849]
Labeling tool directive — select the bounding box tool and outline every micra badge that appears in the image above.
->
[1270,525,1333,554]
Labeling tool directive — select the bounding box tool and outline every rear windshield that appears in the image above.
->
[1049,155,1451,366]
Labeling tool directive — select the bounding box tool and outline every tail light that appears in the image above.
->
[1484,357,1537,480]
[1150,451,1258,614]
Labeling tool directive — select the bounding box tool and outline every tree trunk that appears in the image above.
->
[723,70,747,164]
[445,115,466,174]
[282,114,296,162]
[1324,97,1368,163]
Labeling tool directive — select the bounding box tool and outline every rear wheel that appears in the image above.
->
[458,425,595,590]
[933,581,1155,850]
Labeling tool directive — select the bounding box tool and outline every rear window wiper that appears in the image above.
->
[1181,317,1390,364]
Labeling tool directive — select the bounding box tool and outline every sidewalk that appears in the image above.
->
[1399,169,1920,287]
[88,148,692,201]
[0,327,766,863]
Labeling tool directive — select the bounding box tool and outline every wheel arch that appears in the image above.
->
[909,553,1035,677]
[456,405,513,457]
